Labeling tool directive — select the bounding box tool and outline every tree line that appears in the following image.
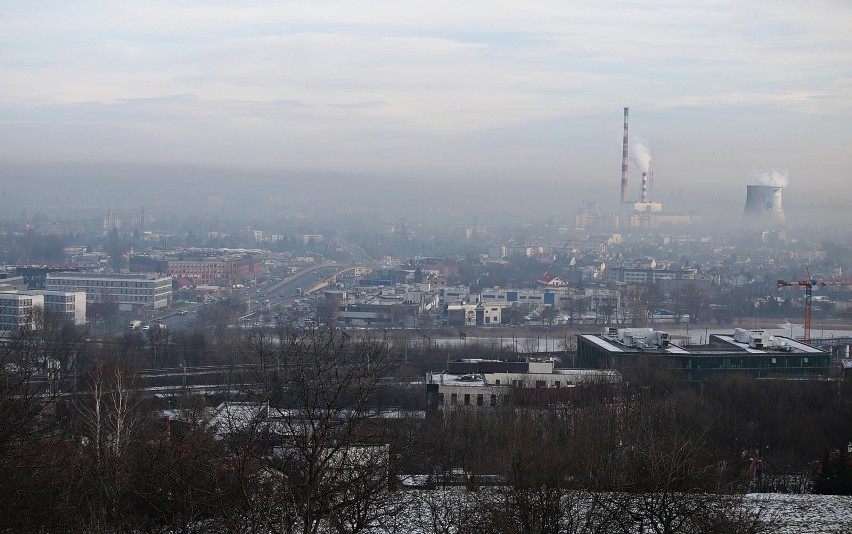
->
[1,324,851,532]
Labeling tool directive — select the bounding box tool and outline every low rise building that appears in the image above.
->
[34,290,86,325]
[479,288,566,307]
[129,251,263,288]
[0,288,86,328]
[0,292,43,332]
[45,272,172,311]
[605,259,697,285]
[426,358,622,411]
[577,327,831,382]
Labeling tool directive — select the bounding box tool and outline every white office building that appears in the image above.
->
[37,290,87,325]
[0,290,87,327]
[46,273,172,311]
[0,292,43,332]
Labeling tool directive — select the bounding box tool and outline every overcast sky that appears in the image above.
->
[1,0,851,209]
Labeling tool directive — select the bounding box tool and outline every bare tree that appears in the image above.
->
[624,283,662,327]
[0,309,87,531]
[71,359,148,531]
[217,327,401,533]
[674,285,710,325]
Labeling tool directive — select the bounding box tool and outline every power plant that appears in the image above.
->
[579,106,698,231]
[743,184,786,226]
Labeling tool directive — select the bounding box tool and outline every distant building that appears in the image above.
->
[33,290,86,325]
[575,210,620,231]
[129,252,263,288]
[446,303,478,327]
[0,287,86,331]
[0,288,87,326]
[479,288,564,307]
[426,358,621,411]
[439,286,470,305]
[318,286,439,327]
[45,272,172,311]
[605,259,697,284]
[536,274,570,288]
[0,292,43,331]
[103,208,122,232]
[577,327,831,382]
[13,266,81,290]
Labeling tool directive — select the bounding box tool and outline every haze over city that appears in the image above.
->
[5,3,852,532]
[2,0,852,224]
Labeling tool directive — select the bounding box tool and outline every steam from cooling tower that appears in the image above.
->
[631,142,652,174]
[753,169,789,188]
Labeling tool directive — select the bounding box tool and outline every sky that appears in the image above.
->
[1,0,851,212]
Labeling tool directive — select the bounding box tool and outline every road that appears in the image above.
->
[100,263,350,339]
[147,263,344,334]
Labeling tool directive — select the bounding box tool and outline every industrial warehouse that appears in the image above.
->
[577,327,831,382]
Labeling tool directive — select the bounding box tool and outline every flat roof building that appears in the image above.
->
[426,358,621,411]
[129,251,263,288]
[0,292,43,332]
[577,327,831,382]
[45,272,172,311]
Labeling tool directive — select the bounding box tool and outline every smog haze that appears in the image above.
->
[1,1,851,226]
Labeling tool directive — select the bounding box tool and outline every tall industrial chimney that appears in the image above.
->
[641,172,648,203]
[621,107,629,203]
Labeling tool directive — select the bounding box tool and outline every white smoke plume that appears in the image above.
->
[753,169,789,188]
[630,141,652,173]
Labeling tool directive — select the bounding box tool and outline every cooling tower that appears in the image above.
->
[743,185,786,225]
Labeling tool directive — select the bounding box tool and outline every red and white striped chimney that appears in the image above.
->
[621,107,629,203]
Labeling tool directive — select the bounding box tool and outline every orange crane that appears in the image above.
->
[777,275,851,343]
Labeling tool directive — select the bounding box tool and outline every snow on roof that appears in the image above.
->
[580,335,624,352]
[716,334,824,354]
[427,373,487,386]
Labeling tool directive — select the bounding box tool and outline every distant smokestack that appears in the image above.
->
[621,107,629,203]
[743,185,786,225]
[641,172,648,203]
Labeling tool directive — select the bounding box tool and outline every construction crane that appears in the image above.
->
[777,275,851,344]
[541,231,583,281]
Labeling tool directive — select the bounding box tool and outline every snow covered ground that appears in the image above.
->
[749,493,852,534]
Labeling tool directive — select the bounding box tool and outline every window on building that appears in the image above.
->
[476,394,484,406]
[464,394,470,406]
[450,393,457,405]
[490,394,497,406]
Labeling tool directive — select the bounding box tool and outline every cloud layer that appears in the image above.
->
[1,0,851,204]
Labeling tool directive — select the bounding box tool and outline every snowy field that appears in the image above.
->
[750,493,852,534]
[386,491,852,533]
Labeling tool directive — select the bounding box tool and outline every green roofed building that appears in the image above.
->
[577,327,831,382]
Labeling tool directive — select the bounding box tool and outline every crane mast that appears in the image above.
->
[777,276,851,344]
[541,231,582,280]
